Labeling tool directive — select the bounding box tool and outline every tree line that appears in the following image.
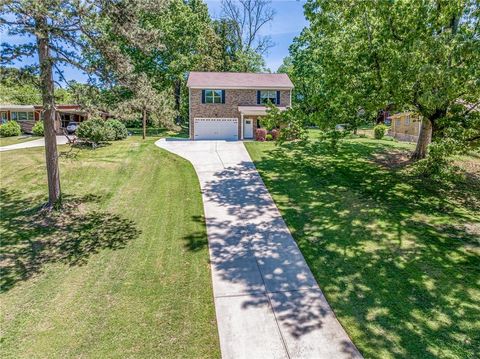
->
[280,0,479,161]
[0,0,276,208]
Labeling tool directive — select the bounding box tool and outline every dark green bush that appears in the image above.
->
[374,124,388,139]
[77,117,114,146]
[0,121,21,137]
[32,121,44,136]
[105,119,128,140]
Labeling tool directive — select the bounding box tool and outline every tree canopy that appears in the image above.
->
[288,0,480,158]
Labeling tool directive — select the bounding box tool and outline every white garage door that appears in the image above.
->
[194,118,238,140]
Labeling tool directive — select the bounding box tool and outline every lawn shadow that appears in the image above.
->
[248,138,480,358]
[183,162,363,356]
[0,189,140,292]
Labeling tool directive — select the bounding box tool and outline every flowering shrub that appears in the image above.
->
[256,128,267,141]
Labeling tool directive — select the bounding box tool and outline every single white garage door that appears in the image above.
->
[194,118,238,140]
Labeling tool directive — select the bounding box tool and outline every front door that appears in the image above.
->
[244,119,253,139]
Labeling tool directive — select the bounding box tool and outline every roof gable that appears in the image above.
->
[187,72,294,89]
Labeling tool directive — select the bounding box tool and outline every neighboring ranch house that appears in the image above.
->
[187,72,293,140]
[388,112,422,143]
[0,104,88,134]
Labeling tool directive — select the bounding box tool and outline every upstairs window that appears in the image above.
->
[202,89,225,104]
[258,90,279,105]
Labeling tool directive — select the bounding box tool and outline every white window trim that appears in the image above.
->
[260,90,277,104]
[205,89,223,104]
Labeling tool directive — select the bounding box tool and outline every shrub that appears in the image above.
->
[266,134,273,141]
[105,119,128,140]
[374,124,388,139]
[256,128,267,141]
[270,129,280,140]
[32,121,44,136]
[0,121,21,137]
[76,117,115,146]
[123,118,142,128]
[413,138,463,180]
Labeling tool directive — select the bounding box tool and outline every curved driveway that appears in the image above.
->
[155,138,362,359]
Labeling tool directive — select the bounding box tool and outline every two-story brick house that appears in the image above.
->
[187,72,293,140]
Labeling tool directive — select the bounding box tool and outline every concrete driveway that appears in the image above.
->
[155,139,362,359]
[0,136,69,152]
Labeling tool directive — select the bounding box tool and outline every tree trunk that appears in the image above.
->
[174,79,181,114]
[142,108,147,140]
[411,118,432,160]
[36,16,61,208]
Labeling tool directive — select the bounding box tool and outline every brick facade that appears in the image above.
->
[189,88,291,139]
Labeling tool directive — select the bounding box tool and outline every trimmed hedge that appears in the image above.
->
[0,121,21,137]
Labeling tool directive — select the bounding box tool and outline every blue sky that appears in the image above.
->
[0,0,307,84]
[205,0,308,71]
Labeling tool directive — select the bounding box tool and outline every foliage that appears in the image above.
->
[105,119,128,141]
[114,76,178,133]
[0,121,21,137]
[374,124,388,139]
[0,67,73,105]
[290,0,480,159]
[262,102,281,130]
[265,133,273,141]
[270,128,279,140]
[76,117,114,146]
[245,132,480,359]
[256,128,267,141]
[32,121,44,136]
[319,129,348,151]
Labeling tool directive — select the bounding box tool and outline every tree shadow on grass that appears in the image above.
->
[249,139,480,358]
[0,189,140,293]
[182,164,363,357]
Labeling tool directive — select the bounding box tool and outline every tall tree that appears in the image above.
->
[293,0,480,159]
[1,0,167,207]
[1,0,96,207]
[221,0,275,54]
[114,76,176,139]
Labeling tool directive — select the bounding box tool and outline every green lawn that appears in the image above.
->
[246,132,480,359]
[0,135,40,147]
[126,127,189,137]
[0,137,219,358]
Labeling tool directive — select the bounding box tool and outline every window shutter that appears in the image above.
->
[257,90,261,105]
[201,89,206,104]
[221,90,226,104]
[276,91,280,105]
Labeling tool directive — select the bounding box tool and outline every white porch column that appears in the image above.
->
[240,113,244,140]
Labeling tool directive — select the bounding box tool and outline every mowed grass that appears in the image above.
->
[246,131,480,359]
[0,135,40,147]
[0,137,220,358]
